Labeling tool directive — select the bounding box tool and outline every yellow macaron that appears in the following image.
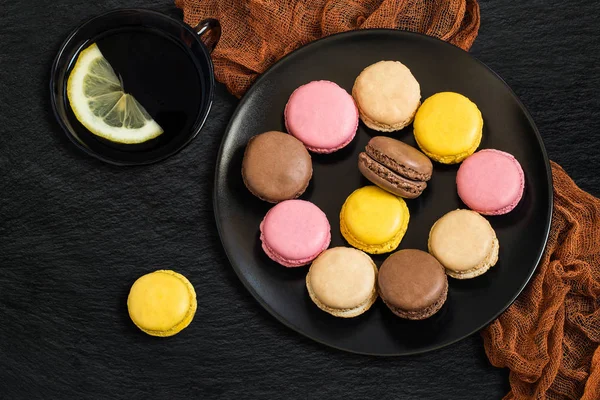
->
[413,92,483,164]
[340,185,410,254]
[127,270,197,337]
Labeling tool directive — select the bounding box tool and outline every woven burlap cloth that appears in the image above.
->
[176,1,600,398]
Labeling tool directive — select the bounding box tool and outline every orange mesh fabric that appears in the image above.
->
[175,0,480,97]
[482,162,600,400]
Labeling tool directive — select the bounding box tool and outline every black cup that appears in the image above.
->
[50,8,221,165]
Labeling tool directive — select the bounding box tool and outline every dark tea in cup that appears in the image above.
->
[51,9,220,165]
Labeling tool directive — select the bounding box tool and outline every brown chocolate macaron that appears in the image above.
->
[242,131,312,203]
[378,249,448,320]
[358,136,433,199]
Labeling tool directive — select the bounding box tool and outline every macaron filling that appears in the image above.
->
[359,153,426,196]
[365,143,431,182]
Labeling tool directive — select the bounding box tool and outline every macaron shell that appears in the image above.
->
[446,236,499,279]
[127,270,197,337]
[308,247,376,310]
[352,61,421,130]
[428,209,498,274]
[306,247,378,318]
[378,250,447,312]
[241,131,312,203]
[340,186,409,254]
[260,200,331,266]
[413,92,483,164]
[457,149,525,215]
[284,80,358,153]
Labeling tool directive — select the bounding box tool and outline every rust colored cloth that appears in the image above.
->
[483,162,600,400]
[176,1,600,398]
[175,0,480,97]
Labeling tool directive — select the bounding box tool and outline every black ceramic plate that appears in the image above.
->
[214,30,553,355]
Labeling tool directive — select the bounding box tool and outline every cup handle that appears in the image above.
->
[194,18,221,53]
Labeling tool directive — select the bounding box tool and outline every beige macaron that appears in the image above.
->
[428,209,499,279]
[306,247,378,318]
[352,60,421,132]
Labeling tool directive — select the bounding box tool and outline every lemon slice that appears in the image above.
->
[67,43,163,144]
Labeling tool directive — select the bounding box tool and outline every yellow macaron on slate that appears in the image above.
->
[127,270,197,337]
[340,185,410,254]
[413,92,483,164]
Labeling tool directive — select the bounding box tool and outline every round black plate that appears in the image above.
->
[214,30,553,355]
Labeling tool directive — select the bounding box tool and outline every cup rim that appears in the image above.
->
[49,8,216,166]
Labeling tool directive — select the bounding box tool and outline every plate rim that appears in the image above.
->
[213,28,554,356]
[49,8,215,166]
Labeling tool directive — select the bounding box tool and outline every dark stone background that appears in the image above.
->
[1,0,598,398]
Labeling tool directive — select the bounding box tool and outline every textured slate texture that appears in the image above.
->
[1,0,599,398]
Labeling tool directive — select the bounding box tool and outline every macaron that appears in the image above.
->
[352,60,421,131]
[413,92,483,164]
[378,249,448,320]
[306,247,378,318]
[340,185,410,254]
[127,270,197,337]
[456,149,525,215]
[358,136,433,199]
[428,209,499,279]
[284,80,358,153]
[260,199,331,267]
[242,131,312,203]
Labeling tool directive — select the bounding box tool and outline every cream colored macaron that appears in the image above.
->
[428,209,499,279]
[352,60,421,132]
[306,247,378,318]
[127,270,197,337]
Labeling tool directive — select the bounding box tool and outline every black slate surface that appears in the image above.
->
[1,0,599,399]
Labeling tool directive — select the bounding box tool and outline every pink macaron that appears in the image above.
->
[284,80,358,153]
[260,200,331,267]
[456,149,525,215]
